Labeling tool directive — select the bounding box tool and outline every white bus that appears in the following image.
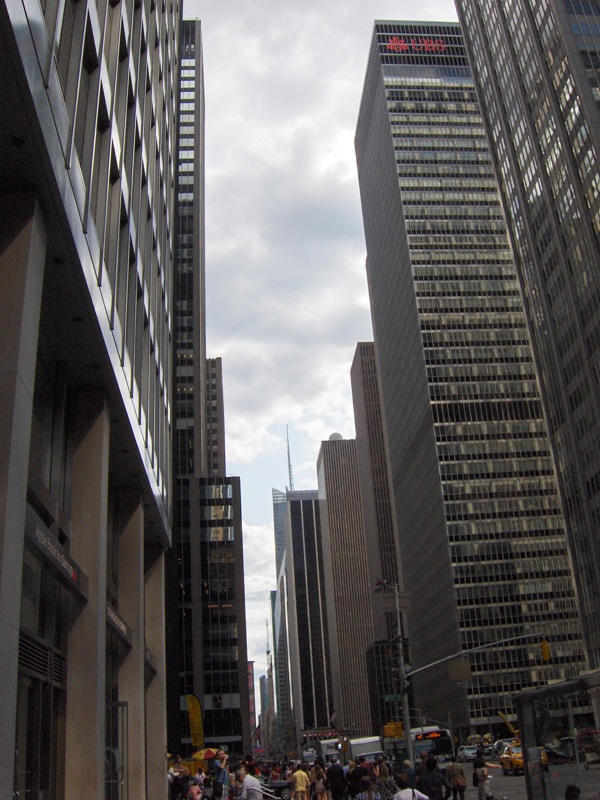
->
[411,726,455,769]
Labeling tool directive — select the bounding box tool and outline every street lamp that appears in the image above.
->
[374,577,415,765]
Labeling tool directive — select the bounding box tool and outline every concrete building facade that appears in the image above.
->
[0,0,177,793]
[317,437,374,736]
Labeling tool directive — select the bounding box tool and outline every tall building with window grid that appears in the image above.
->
[166,20,250,757]
[455,0,600,671]
[355,20,587,731]
[317,438,375,736]
[283,490,333,738]
[0,0,177,793]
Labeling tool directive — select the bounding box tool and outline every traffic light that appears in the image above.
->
[383,722,404,738]
[541,639,551,661]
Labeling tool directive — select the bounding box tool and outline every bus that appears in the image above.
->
[411,726,455,769]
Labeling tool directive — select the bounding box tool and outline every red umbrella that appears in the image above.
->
[191,748,218,761]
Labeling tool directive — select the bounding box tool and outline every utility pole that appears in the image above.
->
[374,577,415,765]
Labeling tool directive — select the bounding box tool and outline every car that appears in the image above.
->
[500,743,548,775]
[500,743,524,775]
[259,778,292,800]
[457,745,479,762]
[493,739,514,756]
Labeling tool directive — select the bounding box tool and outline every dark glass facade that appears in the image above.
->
[455,0,600,669]
[355,21,587,730]
[199,477,250,751]
[167,20,250,756]
[285,491,333,733]
[167,19,207,754]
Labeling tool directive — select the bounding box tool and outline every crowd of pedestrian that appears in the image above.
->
[168,745,585,800]
[167,749,469,800]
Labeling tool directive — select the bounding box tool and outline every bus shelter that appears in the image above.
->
[515,670,600,800]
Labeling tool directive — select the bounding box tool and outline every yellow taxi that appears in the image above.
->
[500,742,548,775]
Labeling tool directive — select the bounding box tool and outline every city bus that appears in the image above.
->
[411,726,455,769]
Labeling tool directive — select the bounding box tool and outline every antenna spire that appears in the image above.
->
[286,424,294,491]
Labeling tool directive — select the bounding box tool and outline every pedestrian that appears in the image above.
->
[327,755,348,800]
[347,759,368,798]
[169,760,184,800]
[444,758,467,800]
[355,775,382,800]
[416,757,451,800]
[213,750,230,800]
[400,761,416,789]
[415,752,429,779]
[374,757,395,800]
[473,752,500,800]
[236,767,264,800]
[310,761,328,800]
[565,787,581,800]
[393,772,428,800]
[292,762,311,800]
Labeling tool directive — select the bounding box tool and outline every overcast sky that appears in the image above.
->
[183,0,458,707]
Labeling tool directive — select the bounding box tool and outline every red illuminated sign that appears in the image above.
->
[387,36,446,54]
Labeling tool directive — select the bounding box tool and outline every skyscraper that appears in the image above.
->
[351,341,402,643]
[355,21,587,730]
[283,489,333,737]
[197,476,251,755]
[0,0,177,793]
[167,17,208,755]
[317,437,374,736]
[455,0,600,669]
[351,342,409,733]
[167,20,250,756]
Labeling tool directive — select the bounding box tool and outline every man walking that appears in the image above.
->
[327,756,347,800]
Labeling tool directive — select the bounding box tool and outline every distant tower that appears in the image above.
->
[263,619,276,755]
[286,425,295,491]
[284,489,333,738]
[317,436,374,735]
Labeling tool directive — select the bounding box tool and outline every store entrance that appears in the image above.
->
[14,665,67,800]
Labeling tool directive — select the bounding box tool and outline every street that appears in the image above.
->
[459,762,600,800]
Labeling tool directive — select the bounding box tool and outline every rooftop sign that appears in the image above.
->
[387,36,447,54]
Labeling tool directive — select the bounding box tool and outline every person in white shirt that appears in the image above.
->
[393,771,429,800]
[235,767,264,800]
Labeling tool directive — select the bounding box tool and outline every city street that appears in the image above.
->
[459,763,600,800]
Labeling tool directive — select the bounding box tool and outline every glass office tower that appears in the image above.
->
[168,21,250,757]
[455,0,600,670]
[167,18,209,755]
[355,21,587,730]
[284,490,333,736]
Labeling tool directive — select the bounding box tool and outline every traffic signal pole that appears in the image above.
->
[374,578,415,765]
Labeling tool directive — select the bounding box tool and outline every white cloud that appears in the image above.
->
[184,0,458,691]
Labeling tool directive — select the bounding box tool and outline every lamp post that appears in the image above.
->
[374,577,415,765]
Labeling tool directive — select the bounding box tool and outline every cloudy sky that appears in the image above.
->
[183,0,458,700]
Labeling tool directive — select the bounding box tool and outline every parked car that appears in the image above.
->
[260,777,292,800]
[457,745,479,762]
[493,739,514,756]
